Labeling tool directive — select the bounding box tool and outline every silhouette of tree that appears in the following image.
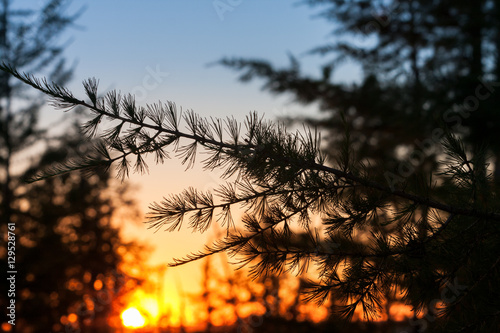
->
[5,128,146,332]
[0,0,78,227]
[211,4,500,330]
[218,0,500,184]
[0,1,146,332]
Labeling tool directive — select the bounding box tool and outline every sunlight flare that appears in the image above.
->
[121,307,146,328]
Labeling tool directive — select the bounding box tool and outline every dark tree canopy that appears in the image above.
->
[219,0,500,184]
[0,1,145,332]
[2,129,145,332]
[213,2,500,330]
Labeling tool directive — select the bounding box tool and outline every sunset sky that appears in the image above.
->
[25,0,358,326]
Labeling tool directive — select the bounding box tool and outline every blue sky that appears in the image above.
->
[55,0,359,119]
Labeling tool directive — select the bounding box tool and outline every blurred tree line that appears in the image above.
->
[0,1,146,332]
[193,242,411,333]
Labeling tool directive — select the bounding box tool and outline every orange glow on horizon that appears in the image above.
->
[390,303,415,321]
[114,280,202,328]
[123,290,160,325]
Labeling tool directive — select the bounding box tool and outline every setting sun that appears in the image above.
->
[121,307,146,328]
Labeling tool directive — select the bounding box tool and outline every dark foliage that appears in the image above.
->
[0,1,145,332]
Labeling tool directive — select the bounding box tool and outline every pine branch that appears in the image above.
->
[2,63,500,327]
[3,63,499,222]
[169,197,318,268]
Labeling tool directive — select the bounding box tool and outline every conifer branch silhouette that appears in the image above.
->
[1,63,499,324]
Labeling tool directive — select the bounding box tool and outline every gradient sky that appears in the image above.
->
[24,0,359,323]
